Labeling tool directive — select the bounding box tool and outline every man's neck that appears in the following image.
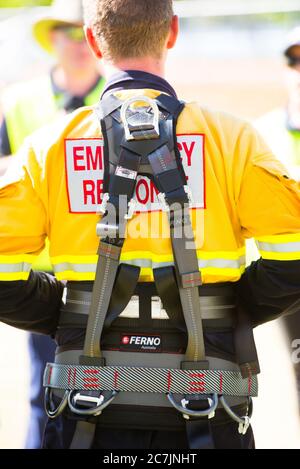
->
[52,65,100,97]
[104,56,166,80]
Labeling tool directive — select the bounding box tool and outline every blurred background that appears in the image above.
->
[0,0,300,449]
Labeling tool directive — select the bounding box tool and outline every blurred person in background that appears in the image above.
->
[255,26,300,412]
[0,0,105,448]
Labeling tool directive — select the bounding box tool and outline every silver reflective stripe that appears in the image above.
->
[53,257,245,274]
[257,241,300,253]
[0,262,31,273]
[53,262,96,274]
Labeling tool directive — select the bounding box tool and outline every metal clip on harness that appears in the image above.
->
[68,390,118,417]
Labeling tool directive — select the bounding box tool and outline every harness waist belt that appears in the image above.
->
[44,363,257,397]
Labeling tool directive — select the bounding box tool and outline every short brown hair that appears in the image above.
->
[83,0,174,61]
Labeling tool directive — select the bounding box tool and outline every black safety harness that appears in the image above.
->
[44,93,260,449]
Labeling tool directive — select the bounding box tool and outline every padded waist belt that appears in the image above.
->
[58,286,237,329]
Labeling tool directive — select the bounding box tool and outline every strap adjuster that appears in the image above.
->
[96,222,119,239]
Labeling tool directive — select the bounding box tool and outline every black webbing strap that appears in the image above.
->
[186,419,215,449]
[104,264,140,328]
[235,305,260,378]
[69,421,96,449]
[153,266,185,330]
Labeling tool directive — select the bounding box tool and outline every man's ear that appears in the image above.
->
[84,26,103,59]
[166,15,179,50]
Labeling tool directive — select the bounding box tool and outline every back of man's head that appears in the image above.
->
[82,0,174,61]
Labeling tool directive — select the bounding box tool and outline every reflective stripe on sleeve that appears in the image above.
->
[256,233,300,261]
[0,255,35,281]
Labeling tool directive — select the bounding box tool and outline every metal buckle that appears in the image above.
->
[96,222,119,239]
[167,393,218,420]
[219,395,253,435]
[67,390,118,417]
[120,95,160,141]
[44,387,69,419]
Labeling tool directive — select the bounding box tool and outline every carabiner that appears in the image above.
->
[219,395,253,435]
[44,387,70,419]
[167,392,218,419]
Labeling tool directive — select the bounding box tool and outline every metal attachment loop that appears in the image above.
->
[219,395,253,435]
[167,392,218,419]
[67,390,118,417]
[44,388,69,419]
[120,96,160,141]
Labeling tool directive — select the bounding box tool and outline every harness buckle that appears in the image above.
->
[68,390,118,417]
[120,95,160,141]
[167,392,218,420]
[96,221,119,239]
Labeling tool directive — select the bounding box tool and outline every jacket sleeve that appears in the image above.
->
[0,270,64,335]
[236,126,300,327]
[0,142,62,334]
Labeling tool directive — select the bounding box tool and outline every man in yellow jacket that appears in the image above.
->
[0,0,105,449]
[0,0,300,449]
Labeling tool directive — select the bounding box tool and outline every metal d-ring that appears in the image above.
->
[44,387,70,419]
[67,389,118,417]
[219,395,253,435]
[167,392,218,419]
[120,95,160,141]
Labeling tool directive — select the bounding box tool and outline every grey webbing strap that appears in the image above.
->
[44,363,258,397]
[81,242,122,362]
[148,145,206,365]
[69,421,96,449]
[170,208,205,363]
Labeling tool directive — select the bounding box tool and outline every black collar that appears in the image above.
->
[101,70,177,99]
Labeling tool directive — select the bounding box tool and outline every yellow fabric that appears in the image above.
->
[1,88,300,282]
[2,75,105,272]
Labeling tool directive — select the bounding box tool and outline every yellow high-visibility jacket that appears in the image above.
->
[1,89,300,284]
